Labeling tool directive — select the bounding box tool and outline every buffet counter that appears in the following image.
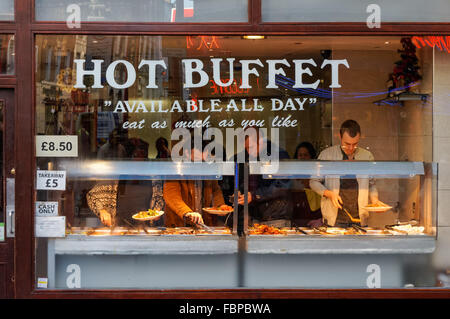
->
[50,227,238,255]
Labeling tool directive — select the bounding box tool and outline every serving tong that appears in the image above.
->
[294,226,308,235]
[122,218,150,234]
[196,223,215,233]
[342,206,361,224]
[183,214,214,233]
[385,225,408,234]
[384,220,419,235]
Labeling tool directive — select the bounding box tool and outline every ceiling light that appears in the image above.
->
[242,35,266,40]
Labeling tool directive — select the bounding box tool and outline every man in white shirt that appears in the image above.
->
[310,120,386,226]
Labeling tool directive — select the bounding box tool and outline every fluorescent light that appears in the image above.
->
[242,35,266,40]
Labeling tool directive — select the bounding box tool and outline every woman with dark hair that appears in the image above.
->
[295,141,317,160]
[291,141,323,227]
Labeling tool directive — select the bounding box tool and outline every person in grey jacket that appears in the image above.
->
[310,120,387,227]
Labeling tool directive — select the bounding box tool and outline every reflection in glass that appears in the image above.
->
[0,0,13,21]
[0,35,14,75]
[35,0,247,22]
[262,0,450,22]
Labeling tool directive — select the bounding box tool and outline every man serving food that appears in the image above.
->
[310,120,388,227]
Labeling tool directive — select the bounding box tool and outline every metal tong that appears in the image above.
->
[123,218,149,234]
[196,222,214,233]
[342,206,361,224]
[294,226,308,235]
[183,214,214,233]
[385,225,408,234]
[340,205,367,233]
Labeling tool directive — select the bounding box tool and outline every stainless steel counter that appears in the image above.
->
[49,234,239,255]
[246,235,436,254]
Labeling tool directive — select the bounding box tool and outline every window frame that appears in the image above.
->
[5,0,450,298]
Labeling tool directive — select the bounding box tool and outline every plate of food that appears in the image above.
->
[203,206,233,216]
[132,209,164,221]
[363,202,392,212]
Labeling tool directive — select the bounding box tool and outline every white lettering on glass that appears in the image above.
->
[74,58,350,90]
[366,4,381,29]
[66,4,81,29]
[66,264,81,289]
[366,264,381,288]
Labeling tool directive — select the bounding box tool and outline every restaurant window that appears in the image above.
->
[0,35,14,75]
[262,0,450,22]
[0,0,13,21]
[35,0,248,23]
[34,35,436,289]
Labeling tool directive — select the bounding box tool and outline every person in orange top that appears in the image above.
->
[163,142,231,227]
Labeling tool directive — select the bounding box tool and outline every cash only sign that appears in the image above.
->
[72,57,350,163]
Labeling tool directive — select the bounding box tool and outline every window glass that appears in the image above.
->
[0,35,14,75]
[262,0,450,22]
[35,0,248,22]
[35,35,437,289]
[0,0,13,21]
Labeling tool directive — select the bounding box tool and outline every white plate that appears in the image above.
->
[202,207,233,216]
[363,206,392,212]
[132,210,164,221]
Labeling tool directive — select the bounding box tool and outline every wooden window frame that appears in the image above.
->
[1,0,450,298]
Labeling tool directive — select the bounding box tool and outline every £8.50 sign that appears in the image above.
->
[36,135,78,157]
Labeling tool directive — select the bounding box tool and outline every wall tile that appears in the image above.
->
[432,226,450,270]
[438,162,450,190]
[438,190,450,227]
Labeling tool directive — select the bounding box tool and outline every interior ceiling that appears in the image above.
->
[41,35,404,59]
[165,35,404,58]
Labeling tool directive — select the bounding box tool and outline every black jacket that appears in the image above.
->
[228,141,292,222]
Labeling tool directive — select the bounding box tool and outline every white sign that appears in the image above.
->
[35,216,66,238]
[36,135,78,157]
[37,277,48,289]
[35,201,59,217]
[0,222,4,241]
[36,170,66,191]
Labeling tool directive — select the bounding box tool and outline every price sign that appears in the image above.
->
[35,201,59,217]
[36,170,66,191]
[36,135,78,157]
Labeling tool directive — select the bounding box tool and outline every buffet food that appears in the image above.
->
[66,223,425,237]
[390,225,425,235]
[132,209,164,221]
[249,224,287,235]
[68,226,232,236]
